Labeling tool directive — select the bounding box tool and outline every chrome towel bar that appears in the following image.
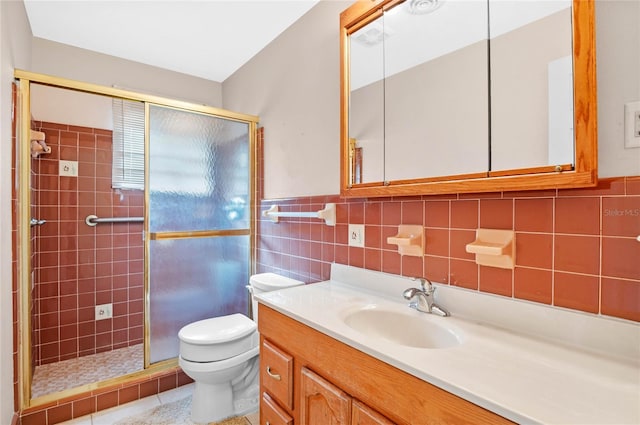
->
[85,214,144,227]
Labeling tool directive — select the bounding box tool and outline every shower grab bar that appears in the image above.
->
[262,203,336,226]
[85,214,144,227]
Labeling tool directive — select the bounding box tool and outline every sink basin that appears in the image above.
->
[342,307,462,349]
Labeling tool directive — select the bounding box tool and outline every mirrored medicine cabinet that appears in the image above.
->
[340,0,597,197]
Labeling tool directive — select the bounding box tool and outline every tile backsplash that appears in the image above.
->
[256,130,639,323]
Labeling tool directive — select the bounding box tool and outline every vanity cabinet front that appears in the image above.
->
[300,368,352,425]
[351,400,395,425]
[258,303,514,425]
[261,339,294,410]
[262,392,293,425]
[300,367,394,425]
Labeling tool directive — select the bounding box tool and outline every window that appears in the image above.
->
[112,99,145,190]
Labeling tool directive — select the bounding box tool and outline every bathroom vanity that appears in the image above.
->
[259,305,511,424]
[256,264,640,424]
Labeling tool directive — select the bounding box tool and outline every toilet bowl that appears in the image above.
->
[178,273,303,423]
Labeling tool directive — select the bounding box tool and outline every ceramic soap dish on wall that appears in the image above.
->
[387,225,423,257]
[30,130,51,158]
[465,228,515,269]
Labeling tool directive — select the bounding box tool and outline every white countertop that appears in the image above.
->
[256,264,640,425]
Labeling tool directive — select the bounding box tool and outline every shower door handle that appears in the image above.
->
[30,218,46,226]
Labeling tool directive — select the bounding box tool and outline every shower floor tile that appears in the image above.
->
[32,344,143,399]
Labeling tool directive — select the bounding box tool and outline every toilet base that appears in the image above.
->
[191,381,233,423]
[180,349,259,423]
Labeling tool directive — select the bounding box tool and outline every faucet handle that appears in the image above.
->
[411,276,434,292]
[402,287,418,300]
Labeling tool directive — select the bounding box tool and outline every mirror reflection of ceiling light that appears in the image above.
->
[405,0,445,15]
[352,21,394,46]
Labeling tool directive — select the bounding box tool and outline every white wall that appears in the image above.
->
[31,84,113,130]
[224,0,640,199]
[596,0,640,177]
[31,38,223,108]
[222,0,351,199]
[0,1,32,422]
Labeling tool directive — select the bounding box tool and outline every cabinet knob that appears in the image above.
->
[266,366,281,381]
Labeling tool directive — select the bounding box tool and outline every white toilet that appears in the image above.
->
[178,273,303,423]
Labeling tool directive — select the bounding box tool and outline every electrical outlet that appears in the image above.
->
[624,101,640,148]
[95,303,112,320]
[59,160,79,177]
[348,224,365,248]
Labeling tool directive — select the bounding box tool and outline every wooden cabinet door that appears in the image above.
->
[300,367,351,425]
[352,399,395,425]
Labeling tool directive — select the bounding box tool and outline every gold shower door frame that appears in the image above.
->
[14,69,258,410]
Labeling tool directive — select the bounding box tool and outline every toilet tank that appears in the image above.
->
[249,273,303,321]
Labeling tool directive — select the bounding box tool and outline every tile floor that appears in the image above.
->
[32,344,144,398]
[59,384,259,425]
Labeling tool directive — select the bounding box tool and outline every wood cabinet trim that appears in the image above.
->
[339,0,597,198]
[300,367,352,425]
[262,392,294,425]
[341,170,596,197]
[352,399,396,425]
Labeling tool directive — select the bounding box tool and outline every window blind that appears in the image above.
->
[112,99,145,190]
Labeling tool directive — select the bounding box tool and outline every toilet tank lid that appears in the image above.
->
[250,273,304,291]
[178,314,256,345]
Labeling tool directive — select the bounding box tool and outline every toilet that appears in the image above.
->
[178,273,303,423]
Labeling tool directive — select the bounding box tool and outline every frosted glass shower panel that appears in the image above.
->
[148,105,250,232]
[149,235,250,363]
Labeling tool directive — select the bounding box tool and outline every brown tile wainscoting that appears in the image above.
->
[255,176,640,323]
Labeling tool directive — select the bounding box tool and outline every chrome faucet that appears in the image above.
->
[402,277,450,317]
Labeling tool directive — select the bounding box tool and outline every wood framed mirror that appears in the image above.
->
[340,0,597,197]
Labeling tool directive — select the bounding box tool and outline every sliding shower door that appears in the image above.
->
[147,104,253,364]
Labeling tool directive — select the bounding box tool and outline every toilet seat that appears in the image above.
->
[179,313,258,362]
[179,345,260,373]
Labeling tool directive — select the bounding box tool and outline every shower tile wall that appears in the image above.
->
[12,105,191,425]
[31,121,144,365]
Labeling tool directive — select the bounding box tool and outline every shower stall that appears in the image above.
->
[14,71,257,408]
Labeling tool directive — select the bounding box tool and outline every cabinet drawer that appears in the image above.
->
[261,339,294,409]
[262,392,293,425]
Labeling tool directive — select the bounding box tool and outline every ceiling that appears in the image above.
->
[23,0,320,83]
